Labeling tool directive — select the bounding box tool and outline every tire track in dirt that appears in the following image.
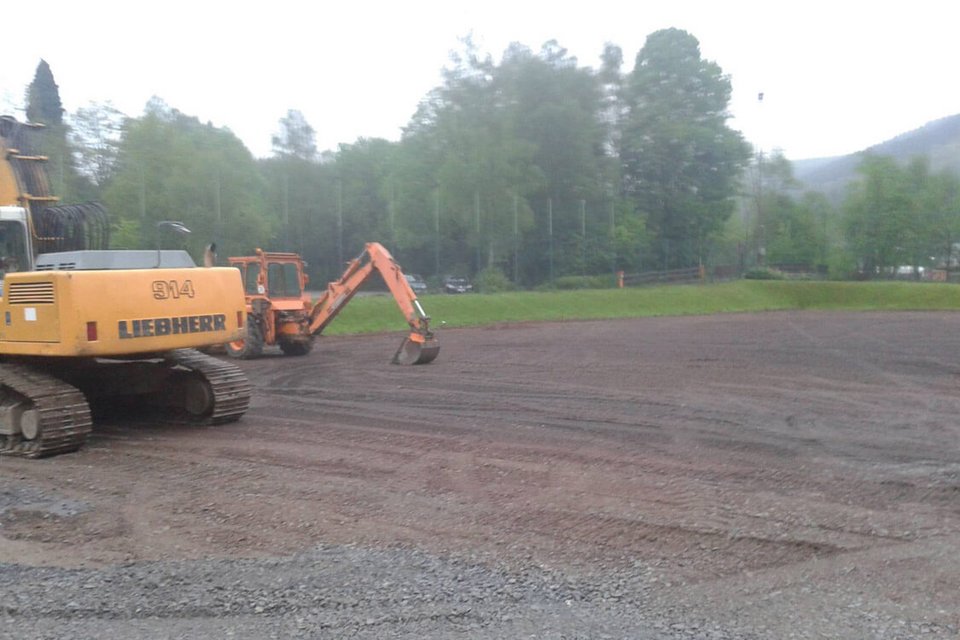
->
[2,311,958,621]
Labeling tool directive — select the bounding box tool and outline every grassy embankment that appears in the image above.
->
[322,280,960,336]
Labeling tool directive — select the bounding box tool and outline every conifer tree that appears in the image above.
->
[26,59,64,126]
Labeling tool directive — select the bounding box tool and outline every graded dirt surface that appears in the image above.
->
[1,310,959,638]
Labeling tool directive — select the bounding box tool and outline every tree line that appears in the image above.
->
[15,31,960,288]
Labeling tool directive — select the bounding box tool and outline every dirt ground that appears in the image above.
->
[2,310,959,636]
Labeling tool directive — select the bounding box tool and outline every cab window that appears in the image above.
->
[0,220,28,278]
[267,262,301,298]
[244,263,261,295]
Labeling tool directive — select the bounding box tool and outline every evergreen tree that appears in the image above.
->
[23,59,95,202]
[25,60,64,126]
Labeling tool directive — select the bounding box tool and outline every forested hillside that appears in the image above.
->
[9,34,960,287]
[795,114,960,200]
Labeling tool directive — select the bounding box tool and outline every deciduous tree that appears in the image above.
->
[271,109,317,161]
[105,99,269,257]
[69,101,125,187]
[620,29,751,269]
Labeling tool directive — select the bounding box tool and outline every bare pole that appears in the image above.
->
[513,193,519,283]
[215,171,221,224]
[282,174,290,248]
[610,199,616,281]
[389,179,395,244]
[756,91,765,267]
[214,169,222,248]
[434,186,440,277]
[580,198,586,275]
[474,190,481,273]
[139,163,146,219]
[548,197,554,283]
[336,178,343,266]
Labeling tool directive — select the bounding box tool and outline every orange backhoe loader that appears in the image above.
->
[225,243,439,365]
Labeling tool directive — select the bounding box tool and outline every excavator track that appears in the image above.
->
[166,349,251,424]
[0,363,92,458]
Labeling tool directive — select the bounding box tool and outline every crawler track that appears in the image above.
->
[0,350,249,458]
[166,349,251,424]
[0,363,92,458]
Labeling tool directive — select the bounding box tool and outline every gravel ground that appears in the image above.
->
[1,546,752,640]
[2,311,959,639]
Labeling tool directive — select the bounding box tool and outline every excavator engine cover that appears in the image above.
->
[392,335,440,366]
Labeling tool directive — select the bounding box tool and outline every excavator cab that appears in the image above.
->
[267,261,303,298]
[233,252,306,300]
[227,251,312,358]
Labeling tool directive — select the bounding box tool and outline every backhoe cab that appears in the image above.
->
[226,243,439,365]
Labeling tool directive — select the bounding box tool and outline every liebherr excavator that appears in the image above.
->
[225,244,439,365]
[0,116,251,457]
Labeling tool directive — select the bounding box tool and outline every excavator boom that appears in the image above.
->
[306,243,439,365]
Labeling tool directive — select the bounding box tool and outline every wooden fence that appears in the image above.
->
[619,266,705,287]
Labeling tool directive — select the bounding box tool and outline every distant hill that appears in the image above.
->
[794,113,960,201]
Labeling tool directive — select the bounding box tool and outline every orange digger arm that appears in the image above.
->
[305,242,432,340]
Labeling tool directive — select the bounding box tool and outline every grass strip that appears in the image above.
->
[321,280,960,336]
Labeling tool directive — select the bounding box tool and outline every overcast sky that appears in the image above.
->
[2,1,957,161]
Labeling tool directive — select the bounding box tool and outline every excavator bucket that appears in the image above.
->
[392,334,440,365]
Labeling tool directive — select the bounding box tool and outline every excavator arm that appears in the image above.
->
[306,242,439,364]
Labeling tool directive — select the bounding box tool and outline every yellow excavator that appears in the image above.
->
[225,244,439,365]
[0,116,251,458]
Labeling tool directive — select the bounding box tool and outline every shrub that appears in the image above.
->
[476,267,515,293]
[743,267,785,280]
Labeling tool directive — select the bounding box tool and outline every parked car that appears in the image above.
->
[443,275,473,294]
[405,273,428,294]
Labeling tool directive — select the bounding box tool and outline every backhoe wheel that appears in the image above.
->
[226,316,264,359]
[279,338,313,356]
